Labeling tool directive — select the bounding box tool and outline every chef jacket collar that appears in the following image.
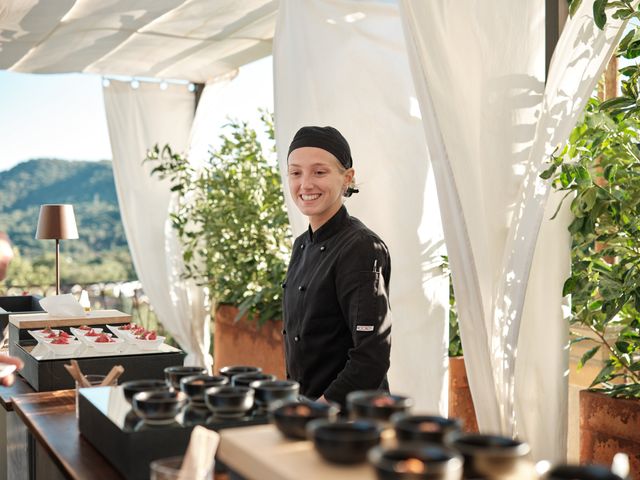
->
[306,205,349,244]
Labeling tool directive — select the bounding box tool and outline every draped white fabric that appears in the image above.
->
[1,0,277,82]
[400,0,629,461]
[274,0,449,413]
[103,80,212,368]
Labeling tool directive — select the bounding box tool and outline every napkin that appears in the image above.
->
[178,426,220,480]
[40,294,85,317]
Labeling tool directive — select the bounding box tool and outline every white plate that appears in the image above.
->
[71,327,105,344]
[28,329,61,342]
[132,336,166,351]
[70,327,103,336]
[44,339,81,356]
[106,324,136,340]
[85,336,125,353]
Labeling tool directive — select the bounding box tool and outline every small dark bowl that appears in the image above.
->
[347,391,413,422]
[546,465,624,480]
[369,444,464,480]
[219,365,262,379]
[205,385,254,418]
[182,405,212,427]
[164,366,207,389]
[232,372,276,387]
[132,390,188,424]
[180,375,229,405]
[250,380,300,409]
[124,410,141,430]
[271,400,340,440]
[121,379,171,404]
[391,414,462,445]
[450,434,530,479]
[307,418,382,464]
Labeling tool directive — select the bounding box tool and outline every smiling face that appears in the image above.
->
[287,147,354,231]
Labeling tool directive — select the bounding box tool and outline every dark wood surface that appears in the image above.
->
[12,389,124,480]
[0,374,34,411]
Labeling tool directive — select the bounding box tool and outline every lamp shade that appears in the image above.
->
[35,204,79,240]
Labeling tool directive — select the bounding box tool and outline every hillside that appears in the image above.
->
[0,158,128,260]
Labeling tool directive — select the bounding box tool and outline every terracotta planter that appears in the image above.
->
[213,304,286,379]
[448,356,479,433]
[580,389,640,475]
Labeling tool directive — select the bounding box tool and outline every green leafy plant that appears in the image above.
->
[542,0,640,399]
[440,255,463,357]
[542,94,640,397]
[146,112,291,324]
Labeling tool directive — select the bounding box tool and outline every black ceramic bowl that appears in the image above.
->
[271,400,340,440]
[307,418,382,464]
[347,391,413,422]
[180,375,229,405]
[450,434,530,479]
[204,385,255,418]
[132,390,188,425]
[250,380,300,409]
[182,404,213,427]
[232,372,276,387]
[391,414,462,445]
[219,365,262,379]
[164,366,208,389]
[546,465,624,480]
[369,444,464,480]
[121,379,171,404]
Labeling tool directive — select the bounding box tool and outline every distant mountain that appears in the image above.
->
[0,159,128,258]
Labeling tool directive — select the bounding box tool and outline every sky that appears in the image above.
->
[0,56,274,172]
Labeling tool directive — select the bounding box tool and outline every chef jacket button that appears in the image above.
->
[294,335,300,342]
[320,245,326,251]
[298,285,306,292]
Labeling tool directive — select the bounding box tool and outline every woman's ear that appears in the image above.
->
[343,168,355,189]
[343,168,357,197]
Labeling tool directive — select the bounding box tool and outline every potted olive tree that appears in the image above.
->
[542,26,640,467]
[147,113,291,377]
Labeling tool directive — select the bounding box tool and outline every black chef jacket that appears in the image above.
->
[282,205,392,405]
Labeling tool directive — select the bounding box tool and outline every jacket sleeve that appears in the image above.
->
[323,234,392,404]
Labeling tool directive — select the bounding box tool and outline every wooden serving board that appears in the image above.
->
[218,424,378,480]
[8,309,131,329]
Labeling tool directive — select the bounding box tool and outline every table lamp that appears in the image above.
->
[35,204,78,295]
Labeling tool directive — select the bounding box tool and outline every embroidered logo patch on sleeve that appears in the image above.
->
[356,325,374,332]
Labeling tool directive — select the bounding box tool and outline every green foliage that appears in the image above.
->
[146,113,291,324]
[548,1,640,398]
[544,90,640,397]
[568,1,640,29]
[441,256,463,357]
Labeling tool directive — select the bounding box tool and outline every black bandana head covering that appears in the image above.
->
[287,126,353,169]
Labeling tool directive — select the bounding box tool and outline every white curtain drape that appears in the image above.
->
[274,0,449,413]
[103,80,211,368]
[400,0,629,461]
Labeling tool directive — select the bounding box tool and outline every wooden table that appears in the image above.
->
[0,375,34,411]
[12,389,124,480]
[218,424,377,480]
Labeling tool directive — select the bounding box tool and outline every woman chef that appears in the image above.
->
[283,126,392,406]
